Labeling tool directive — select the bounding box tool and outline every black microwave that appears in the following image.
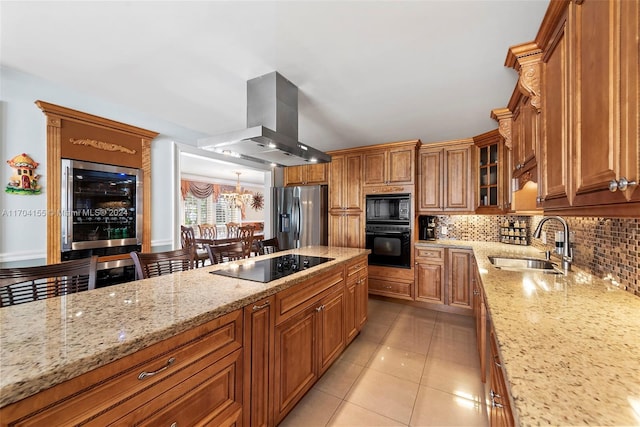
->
[365,194,411,224]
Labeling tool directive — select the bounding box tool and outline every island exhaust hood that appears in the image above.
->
[197,72,331,167]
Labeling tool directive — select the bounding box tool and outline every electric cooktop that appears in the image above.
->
[210,254,335,283]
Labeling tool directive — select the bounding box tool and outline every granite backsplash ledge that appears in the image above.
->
[430,215,639,297]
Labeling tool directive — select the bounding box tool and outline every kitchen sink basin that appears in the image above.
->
[488,256,563,274]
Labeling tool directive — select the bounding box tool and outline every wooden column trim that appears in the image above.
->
[490,108,513,150]
[36,101,158,262]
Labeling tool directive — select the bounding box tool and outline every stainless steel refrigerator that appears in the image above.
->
[272,185,328,250]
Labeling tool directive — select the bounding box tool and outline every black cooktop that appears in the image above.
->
[210,254,334,283]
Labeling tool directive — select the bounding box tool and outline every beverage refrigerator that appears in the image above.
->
[272,185,328,250]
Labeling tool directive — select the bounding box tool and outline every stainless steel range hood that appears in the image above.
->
[198,72,331,167]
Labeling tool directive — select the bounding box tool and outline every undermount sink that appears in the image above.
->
[488,256,563,274]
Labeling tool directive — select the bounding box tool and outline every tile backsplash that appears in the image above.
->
[431,215,639,297]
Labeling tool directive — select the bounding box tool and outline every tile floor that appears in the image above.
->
[279,297,489,427]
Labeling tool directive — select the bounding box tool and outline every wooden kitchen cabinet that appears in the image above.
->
[0,310,244,427]
[413,246,473,315]
[472,258,487,383]
[284,163,328,186]
[473,129,509,213]
[345,256,368,344]
[448,249,473,310]
[362,141,418,187]
[536,0,639,216]
[368,264,414,301]
[243,296,275,427]
[273,269,346,424]
[489,328,515,427]
[414,246,445,305]
[327,150,364,248]
[418,140,475,213]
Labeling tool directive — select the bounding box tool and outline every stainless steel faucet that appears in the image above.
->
[533,216,572,271]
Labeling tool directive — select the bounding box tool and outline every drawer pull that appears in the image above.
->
[138,357,176,380]
[315,304,325,312]
[490,389,504,408]
[252,301,270,311]
[170,423,177,427]
[494,356,502,368]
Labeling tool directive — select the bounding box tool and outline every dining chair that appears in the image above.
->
[258,237,280,255]
[225,222,240,239]
[130,248,194,279]
[180,225,209,267]
[0,256,98,307]
[205,242,245,265]
[198,223,217,240]
[238,225,256,258]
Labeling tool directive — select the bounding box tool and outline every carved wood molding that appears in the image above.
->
[490,108,513,150]
[70,138,137,155]
[518,63,541,112]
[505,42,543,112]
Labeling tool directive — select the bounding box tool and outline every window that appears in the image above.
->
[183,192,240,234]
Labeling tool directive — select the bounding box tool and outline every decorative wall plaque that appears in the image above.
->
[6,153,41,195]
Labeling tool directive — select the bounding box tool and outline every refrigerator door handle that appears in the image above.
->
[293,196,301,247]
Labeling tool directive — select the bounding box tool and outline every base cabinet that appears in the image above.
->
[273,269,347,424]
[489,329,515,427]
[243,296,275,427]
[413,246,473,315]
[345,256,368,343]
[0,310,244,427]
[368,264,414,301]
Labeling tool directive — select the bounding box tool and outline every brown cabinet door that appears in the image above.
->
[489,329,515,427]
[444,145,473,211]
[415,261,444,304]
[328,213,344,247]
[344,153,363,209]
[329,155,345,210]
[274,305,318,424]
[541,10,571,208]
[418,149,442,211]
[318,289,346,375]
[363,150,386,185]
[448,249,472,310]
[356,270,368,330]
[305,163,328,185]
[344,277,358,344]
[243,297,275,427]
[284,165,305,187]
[571,0,623,207]
[388,146,415,185]
[329,212,362,248]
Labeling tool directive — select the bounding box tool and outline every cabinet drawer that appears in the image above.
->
[415,247,444,261]
[276,268,344,324]
[2,310,243,426]
[115,349,243,426]
[368,278,413,299]
[346,256,367,277]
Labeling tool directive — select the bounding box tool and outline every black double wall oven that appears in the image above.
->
[365,193,411,269]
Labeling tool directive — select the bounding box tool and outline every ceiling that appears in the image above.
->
[1,1,548,156]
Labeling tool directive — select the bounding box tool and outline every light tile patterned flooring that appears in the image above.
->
[279,297,489,427]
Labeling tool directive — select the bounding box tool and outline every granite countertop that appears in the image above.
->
[0,246,369,408]
[416,240,640,426]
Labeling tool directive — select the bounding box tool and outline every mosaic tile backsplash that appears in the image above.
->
[432,215,639,297]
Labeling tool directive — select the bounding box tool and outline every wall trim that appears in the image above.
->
[0,250,47,263]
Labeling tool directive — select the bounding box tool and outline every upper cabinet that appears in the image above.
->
[283,163,328,187]
[473,129,509,214]
[418,140,475,213]
[326,150,363,248]
[493,0,639,217]
[362,141,419,187]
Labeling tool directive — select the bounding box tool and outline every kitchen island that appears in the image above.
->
[416,240,640,426]
[0,246,370,426]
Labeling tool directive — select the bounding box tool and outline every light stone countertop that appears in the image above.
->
[416,240,640,427]
[0,246,370,408]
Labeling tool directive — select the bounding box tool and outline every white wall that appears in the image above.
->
[0,66,208,263]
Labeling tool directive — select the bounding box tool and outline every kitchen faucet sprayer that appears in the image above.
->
[533,216,572,271]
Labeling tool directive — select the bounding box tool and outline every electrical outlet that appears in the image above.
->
[541,231,547,244]
[441,226,448,236]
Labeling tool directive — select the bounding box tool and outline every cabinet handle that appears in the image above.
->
[494,355,502,368]
[609,177,637,192]
[138,357,176,380]
[170,423,178,427]
[490,390,504,408]
[316,304,325,312]
[384,285,392,290]
[252,301,270,311]
[473,289,480,296]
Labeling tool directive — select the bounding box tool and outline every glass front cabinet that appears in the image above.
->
[473,129,509,213]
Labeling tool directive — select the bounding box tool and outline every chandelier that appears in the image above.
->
[220,172,253,206]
